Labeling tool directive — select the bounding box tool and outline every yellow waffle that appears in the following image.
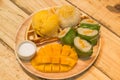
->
[25,24,59,46]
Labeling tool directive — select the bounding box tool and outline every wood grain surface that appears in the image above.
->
[67,0,120,37]
[0,0,120,80]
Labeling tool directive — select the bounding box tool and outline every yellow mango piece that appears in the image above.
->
[69,48,78,60]
[44,64,52,72]
[31,43,78,73]
[68,59,76,67]
[33,56,51,64]
[52,56,60,64]
[60,56,70,65]
[36,65,45,72]
[60,65,71,72]
[61,45,71,56]
[31,56,42,65]
[52,43,62,56]
[43,44,52,56]
[37,47,45,56]
[52,64,60,72]
[41,56,51,64]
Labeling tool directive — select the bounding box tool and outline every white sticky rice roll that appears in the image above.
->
[74,37,92,52]
[56,5,81,28]
[77,28,98,36]
[81,19,98,24]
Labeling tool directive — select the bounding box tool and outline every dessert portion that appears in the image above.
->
[58,27,76,46]
[78,19,100,46]
[56,5,81,28]
[22,5,101,73]
[31,43,78,72]
[74,37,93,57]
[32,9,59,37]
[58,19,100,58]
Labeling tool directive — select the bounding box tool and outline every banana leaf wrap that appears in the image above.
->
[79,23,100,31]
[78,32,98,40]
[89,34,100,46]
[74,47,93,58]
[60,28,77,46]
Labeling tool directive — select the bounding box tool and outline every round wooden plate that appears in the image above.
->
[15,7,101,79]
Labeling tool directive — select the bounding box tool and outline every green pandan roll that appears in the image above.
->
[77,19,100,46]
[89,35,100,46]
[79,19,100,31]
[77,27,98,40]
[58,27,76,46]
[74,37,93,57]
[75,47,93,58]
[80,24,100,31]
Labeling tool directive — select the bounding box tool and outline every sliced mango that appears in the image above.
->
[36,65,45,72]
[52,64,60,72]
[60,65,71,72]
[61,45,71,56]
[31,43,78,72]
[52,56,59,64]
[45,64,52,72]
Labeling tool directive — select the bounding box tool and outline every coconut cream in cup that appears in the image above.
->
[17,41,36,60]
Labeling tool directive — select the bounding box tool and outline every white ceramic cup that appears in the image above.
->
[17,40,37,61]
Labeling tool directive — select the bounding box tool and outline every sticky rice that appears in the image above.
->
[56,5,81,28]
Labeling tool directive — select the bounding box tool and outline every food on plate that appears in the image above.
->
[32,9,59,37]
[17,41,36,60]
[56,5,81,28]
[80,19,100,31]
[74,37,93,57]
[58,27,76,46]
[77,27,99,45]
[78,19,100,45]
[58,18,101,57]
[31,43,78,72]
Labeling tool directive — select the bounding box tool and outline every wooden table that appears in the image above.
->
[0,0,120,80]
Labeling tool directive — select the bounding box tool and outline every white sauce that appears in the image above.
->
[18,41,36,60]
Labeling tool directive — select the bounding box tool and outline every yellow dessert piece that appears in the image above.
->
[45,64,52,72]
[52,64,60,72]
[52,56,60,64]
[31,43,78,72]
[61,45,71,56]
[60,65,71,72]
[32,10,59,37]
[36,65,45,72]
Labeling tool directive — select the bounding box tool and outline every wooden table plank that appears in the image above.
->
[0,43,35,80]
[0,0,28,49]
[75,67,111,80]
[66,0,120,37]
[94,26,120,80]
[10,0,69,15]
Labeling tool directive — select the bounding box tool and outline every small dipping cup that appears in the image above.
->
[17,41,37,61]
